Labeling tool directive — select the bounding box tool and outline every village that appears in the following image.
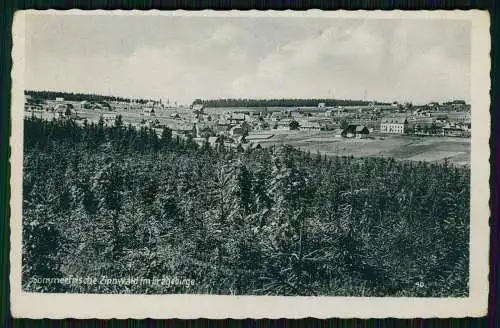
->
[24,94,471,164]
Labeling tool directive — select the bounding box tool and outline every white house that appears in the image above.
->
[143,107,155,117]
[380,117,408,134]
[276,120,292,130]
[230,113,246,125]
[229,124,246,137]
[300,121,321,132]
[54,110,65,119]
[53,103,67,111]
[208,136,223,147]
[253,121,270,131]
[79,101,90,110]
[270,112,283,121]
[102,113,117,126]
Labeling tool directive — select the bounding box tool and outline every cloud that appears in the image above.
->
[266,24,384,70]
[25,17,471,104]
[396,47,470,102]
[231,23,387,99]
[104,29,255,102]
[229,21,469,103]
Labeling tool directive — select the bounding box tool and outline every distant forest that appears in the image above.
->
[25,90,154,104]
[25,90,393,108]
[194,98,391,108]
[23,117,469,296]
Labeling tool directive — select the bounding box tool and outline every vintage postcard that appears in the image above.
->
[10,10,490,318]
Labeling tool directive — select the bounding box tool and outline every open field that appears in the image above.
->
[249,131,470,166]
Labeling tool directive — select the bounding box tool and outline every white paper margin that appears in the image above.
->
[10,9,491,319]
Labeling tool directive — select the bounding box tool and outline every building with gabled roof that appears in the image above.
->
[342,124,369,138]
[101,112,117,126]
[270,112,283,121]
[299,121,321,132]
[192,104,204,113]
[79,100,90,109]
[229,124,246,137]
[208,136,223,147]
[276,119,292,130]
[143,107,155,117]
[380,117,408,134]
[248,142,262,150]
[229,113,247,125]
[355,125,369,138]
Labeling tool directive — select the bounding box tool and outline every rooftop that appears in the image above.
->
[381,117,408,124]
[355,125,369,133]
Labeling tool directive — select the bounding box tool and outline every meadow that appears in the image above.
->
[254,132,470,166]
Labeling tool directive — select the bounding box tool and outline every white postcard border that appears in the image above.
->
[10,9,491,319]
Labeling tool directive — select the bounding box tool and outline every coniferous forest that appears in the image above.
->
[22,118,469,296]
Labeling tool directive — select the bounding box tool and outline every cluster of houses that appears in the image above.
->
[24,102,78,120]
[424,100,470,112]
[380,117,408,134]
[25,97,472,151]
[411,120,471,137]
[185,105,326,138]
[25,95,163,113]
[338,115,470,138]
[24,95,108,118]
[441,122,472,137]
[380,116,471,137]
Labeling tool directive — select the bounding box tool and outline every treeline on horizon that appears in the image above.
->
[25,90,155,104]
[194,98,391,108]
[22,117,469,297]
[25,90,390,108]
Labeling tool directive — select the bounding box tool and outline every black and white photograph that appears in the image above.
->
[10,10,490,318]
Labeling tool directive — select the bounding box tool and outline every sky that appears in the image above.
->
[24,14,471,105]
